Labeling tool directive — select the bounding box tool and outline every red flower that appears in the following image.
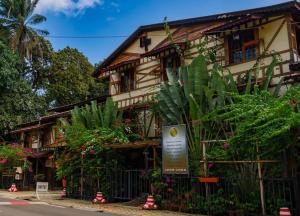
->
[223,142,230,149]
[89,150,96,155]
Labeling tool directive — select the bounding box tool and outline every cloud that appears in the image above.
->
[35,0,103,15]
[110,1,120,12]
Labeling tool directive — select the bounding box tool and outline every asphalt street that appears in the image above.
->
[0,198,122,216]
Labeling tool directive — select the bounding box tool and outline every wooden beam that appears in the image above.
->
[265,19,286,51]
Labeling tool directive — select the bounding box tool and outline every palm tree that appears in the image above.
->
[0,0,49,59]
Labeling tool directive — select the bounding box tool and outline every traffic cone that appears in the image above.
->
[142,195,157,210]
[8,183,18,192]
[280,207,292,216]
[93,192,107,203]
[60,188,66,199]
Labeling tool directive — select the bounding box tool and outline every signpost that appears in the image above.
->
[35,182,49,200]
[162,124,189,174]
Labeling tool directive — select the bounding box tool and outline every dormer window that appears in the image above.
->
[227,29,259,64]
[120,68,135,93]
[140,36,151,52]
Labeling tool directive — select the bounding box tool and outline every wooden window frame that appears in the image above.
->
[119,68,136,93]
[225,29,260,65]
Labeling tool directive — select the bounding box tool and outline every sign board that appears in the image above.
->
[31,141,40,149]
[15,173,22,180]
[162,125,189,174]
[36,182,48,192]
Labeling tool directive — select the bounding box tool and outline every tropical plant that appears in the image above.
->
[0,143,24,172]
[208,86,300,171]
[0,0,49,59]
[158,21,281,175]
[55,98,140,184]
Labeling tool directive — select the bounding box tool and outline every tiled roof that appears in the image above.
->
[143,22,224,56]
[10,122,54,134]
[104,52,140,71]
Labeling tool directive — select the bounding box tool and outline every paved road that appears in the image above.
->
[0,198,122,216]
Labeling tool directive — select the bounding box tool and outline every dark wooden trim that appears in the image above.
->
[286,14,295,62]
[265,18,286,51]
[111,83,160,97]
[137,76,160,85]
[136,65,161,82]
[136,63,160,73]
[230,59,291,77]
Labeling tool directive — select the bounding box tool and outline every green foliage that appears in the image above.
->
[158,24,280,176]
[0,144,23,172]
[45,47,106,107]
[0,41,46,136]
[0,0,49,59]
[56,98,140,181]
[209,86,300,160]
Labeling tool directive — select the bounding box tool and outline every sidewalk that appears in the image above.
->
[0,190,203,216]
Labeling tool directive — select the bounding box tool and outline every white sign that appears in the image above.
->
[36,182,48,192]
[162,124,189,174]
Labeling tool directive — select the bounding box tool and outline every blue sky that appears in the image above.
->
[36,0,290,64]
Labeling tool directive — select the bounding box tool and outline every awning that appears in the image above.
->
[143,22,224,57]
[101,52,140,73]
[11,122,54,134]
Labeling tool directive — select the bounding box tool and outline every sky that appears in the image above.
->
[35,0,291,64]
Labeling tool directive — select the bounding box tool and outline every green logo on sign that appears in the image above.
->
[169,127,178,137]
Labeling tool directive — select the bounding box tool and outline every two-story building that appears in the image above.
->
[8,96,108,189]
[94,1,300,138]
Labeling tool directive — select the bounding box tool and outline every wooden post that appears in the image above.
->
[257,144,266,216]
[80,153,83,200]
[152,146,156,169]
[202,142,209,199]
[258,161,266,215]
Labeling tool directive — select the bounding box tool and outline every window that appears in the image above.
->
[162,54,181,81]
[100,77,110,96]
[120,68,135,93]
[227,29,259,64]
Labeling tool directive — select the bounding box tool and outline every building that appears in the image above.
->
[6,1,300,192]
[7,96,108,189]
[94,1,300,138]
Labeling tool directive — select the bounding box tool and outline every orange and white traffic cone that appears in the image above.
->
[280,207,292,216]
[8,183,18,192]
[142,195,157,210]
[60,188,66,199]
[93,192,107,203]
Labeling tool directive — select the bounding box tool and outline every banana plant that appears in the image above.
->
[158,54,231,175]
[59,98,121,130]
[157,51,280,175]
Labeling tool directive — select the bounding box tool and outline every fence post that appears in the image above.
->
[80,154,83,199]
[295,173,300,216]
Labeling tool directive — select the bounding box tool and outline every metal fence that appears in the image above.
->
[68,169,150,201]
[66,169,300,215]
[0,172,61,191]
